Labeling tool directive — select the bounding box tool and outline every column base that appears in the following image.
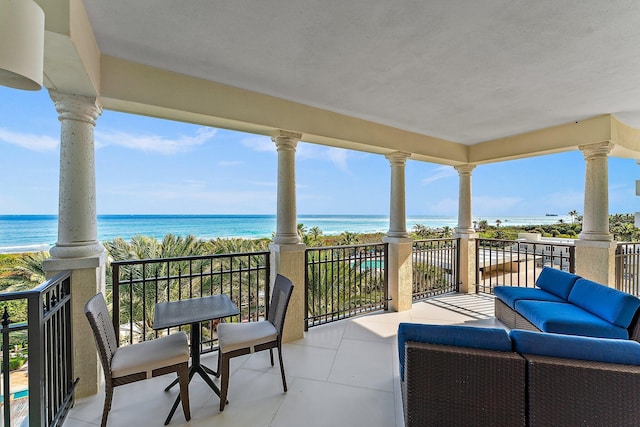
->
[269,242,306,342]
[578,231,613,242]
[273,233,301,245]
[386,231,409,238]
[454,233,478,293]
[43,251,107,398]
[49,241,105,259]
[383,236,413,312]
[575,239,617,286]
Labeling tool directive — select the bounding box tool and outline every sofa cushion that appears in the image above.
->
[534,267,580,299]
[510,329,640,365]
[568,278,640,328]
[514,300,629,339]
[397,323,512,380]
[494,286,565,309]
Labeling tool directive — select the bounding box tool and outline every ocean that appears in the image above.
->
[0,214,571,254]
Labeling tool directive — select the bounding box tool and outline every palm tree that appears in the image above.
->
[568,210,579,224]
[1,251,49,292]
[339,231,360,245]
[495,219,502,228]
[297,223,308,240]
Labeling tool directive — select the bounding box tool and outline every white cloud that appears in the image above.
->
[241,136,275,152]
[95,127,217,155]
[424,197,458,215]
[241,138,352,172]
[422,166,456,185]
[297,143,351,172]
[0,128,58,151]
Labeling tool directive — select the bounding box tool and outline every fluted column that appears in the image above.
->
[454,164,476,235]
[576,141,616,286]
[49,91,104,258]
[272,130,302,244]
[579,142,614,242]
[269,130,305,342]
[386,151,411,238]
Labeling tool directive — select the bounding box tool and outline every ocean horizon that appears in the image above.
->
[0,213,572,254]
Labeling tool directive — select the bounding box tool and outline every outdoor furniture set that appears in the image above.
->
[399,267,640,426]
[85,274,294,426]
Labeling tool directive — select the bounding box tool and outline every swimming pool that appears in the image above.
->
[0,388,28,400]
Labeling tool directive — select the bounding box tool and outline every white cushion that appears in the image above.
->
[218,321,277,353]
[111,331,189,379]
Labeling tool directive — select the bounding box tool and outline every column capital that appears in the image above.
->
[454,163,476,175]
[272,130,302,151]
[579,141,614,160]
[49,90,102,125]
[385,151,411,165]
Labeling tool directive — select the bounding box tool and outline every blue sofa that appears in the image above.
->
[398,323,640,427]
[494,267,640,340]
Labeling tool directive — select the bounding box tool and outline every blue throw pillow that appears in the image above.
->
[397,323,512,380]
[568,278,640,328]
[510,329,640,365]
[535,267,580,299]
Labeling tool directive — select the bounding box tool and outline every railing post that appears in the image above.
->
[304,249,309,331]
[27,289,44,426]
[112,263,120,338]
[2,308,11,427]
[383,243,390,311]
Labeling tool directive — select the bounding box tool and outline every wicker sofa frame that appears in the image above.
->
[402,341,526,427]
[401,337,640,427]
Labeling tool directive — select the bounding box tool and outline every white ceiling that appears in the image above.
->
[82,0,640,145]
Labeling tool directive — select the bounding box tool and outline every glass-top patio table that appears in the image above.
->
[153,294,240,424]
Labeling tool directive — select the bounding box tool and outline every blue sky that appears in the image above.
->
[0,86,638,217]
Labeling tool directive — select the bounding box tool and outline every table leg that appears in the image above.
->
[164,322,226,424]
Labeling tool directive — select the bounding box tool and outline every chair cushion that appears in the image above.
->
[534,267,580,299]
[510,329,640,365]
[514,300,629,339]
[218,321,278,354]
[568,278,640,328]
[494,286,565,309]
[397,323,512,380]
[111,331,189,379]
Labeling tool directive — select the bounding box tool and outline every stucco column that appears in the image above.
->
[383,152,413,311]
[43,91,107,398]
[576,141,616,285]
[453,164,478,293]
[386,152,411,238]
[270,130,305,342]
[272,130,302,245]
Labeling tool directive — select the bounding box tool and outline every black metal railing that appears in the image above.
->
[0,271,76,427]
[305,243,388,329]
[412,238,460,299]
[476,238,575,294]
[615,242,640,297]
[112,252,270,353]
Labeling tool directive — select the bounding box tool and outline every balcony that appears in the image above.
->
[64,292,497,427]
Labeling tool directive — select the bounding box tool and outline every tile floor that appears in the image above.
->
[65,293,503,427]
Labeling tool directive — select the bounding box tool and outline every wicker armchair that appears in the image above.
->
[84,293,191,426]
[216,274,294,412]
